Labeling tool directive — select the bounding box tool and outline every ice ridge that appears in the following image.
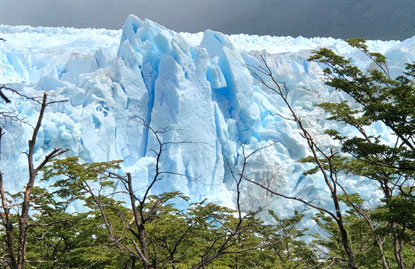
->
[0,15,413,214]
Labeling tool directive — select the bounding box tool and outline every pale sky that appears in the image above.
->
[1,0,414,40]
[0,0,259,32]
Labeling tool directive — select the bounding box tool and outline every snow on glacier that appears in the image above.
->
[0,16,412,215]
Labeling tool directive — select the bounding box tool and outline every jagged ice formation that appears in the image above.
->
[0,15,413,216]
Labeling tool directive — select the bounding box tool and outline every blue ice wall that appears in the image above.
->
[0,15,411,214]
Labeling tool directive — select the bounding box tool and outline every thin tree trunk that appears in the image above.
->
[328,188,357,269]
[251,55,358,269]
[16,94,66,268]
[0,173,17,269]
[16,94,47,268]
[393,236,404,269]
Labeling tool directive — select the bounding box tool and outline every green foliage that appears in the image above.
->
[10,156,323,267]
[258,210,319,268]
[8,37,415,268]
[28,157,321,268]
[41,156,122,198]
[309,38,415,268]
[313,210,384,268]
[24,182,126,268]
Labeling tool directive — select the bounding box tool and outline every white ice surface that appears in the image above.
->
[0,17,412,216]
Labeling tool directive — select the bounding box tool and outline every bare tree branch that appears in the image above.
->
[0,92,68,269]
[245,55,358,269]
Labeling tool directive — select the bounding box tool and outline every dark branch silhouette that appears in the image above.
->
[0,90,10,104]
[0,93,67,269]
[246,55,358,269]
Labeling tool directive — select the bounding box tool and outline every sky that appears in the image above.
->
[1,0,415,40]
[0,0,259,32]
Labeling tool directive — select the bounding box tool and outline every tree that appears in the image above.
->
[42,124,270,269]
[246,55,358,268]
[0,92,67,269]
[244,38,415,268]
[309,38,415,269]
[41,155,321,268]
[256,210,319,268]
[21,185,126,268]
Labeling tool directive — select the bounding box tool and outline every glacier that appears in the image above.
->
[0,15,413,216]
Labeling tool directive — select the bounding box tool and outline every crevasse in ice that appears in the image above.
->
[0,15,412,215]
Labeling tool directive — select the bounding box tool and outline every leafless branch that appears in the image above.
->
[246,54,358,268]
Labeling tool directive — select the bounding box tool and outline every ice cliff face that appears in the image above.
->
[0,16,413,214]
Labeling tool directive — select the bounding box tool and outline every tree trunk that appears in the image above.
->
[0,173,17,269]
[332,195,357,269]
[393,236,404,269]
[17,173,36,269]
